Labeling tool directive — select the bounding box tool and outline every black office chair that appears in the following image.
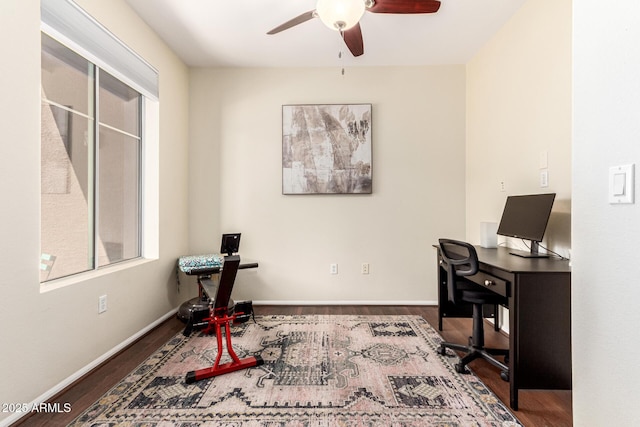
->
[437,238,509,381]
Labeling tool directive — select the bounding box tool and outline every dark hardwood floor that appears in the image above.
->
[14,305,571,427]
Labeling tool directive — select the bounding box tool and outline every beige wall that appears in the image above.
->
[189,66,466,303]
[0,0,190,421]
[466,0,572,257]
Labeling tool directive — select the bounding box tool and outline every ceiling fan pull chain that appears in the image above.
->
[338,30,345,76]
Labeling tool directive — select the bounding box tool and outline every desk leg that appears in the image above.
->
[509,296,518,411]
[510,372,518,410]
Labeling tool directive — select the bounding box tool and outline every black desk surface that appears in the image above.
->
[474,246,570,274]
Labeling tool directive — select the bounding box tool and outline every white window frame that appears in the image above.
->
[40,0,159,291]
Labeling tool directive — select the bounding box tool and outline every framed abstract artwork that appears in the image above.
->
[282,104,372,194]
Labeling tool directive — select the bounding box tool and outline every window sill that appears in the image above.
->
[40,257,156,293]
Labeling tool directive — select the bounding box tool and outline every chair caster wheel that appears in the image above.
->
[455,363,468,374]
[500,371,509,382]
[437,345,447,356]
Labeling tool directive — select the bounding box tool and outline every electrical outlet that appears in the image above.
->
[330,263,338,275]
[98,295,107,313]
[499,180,506,192]
[361,263,370,275]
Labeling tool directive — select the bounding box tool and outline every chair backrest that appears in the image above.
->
[212,255,241,316]
[438,239,479,304]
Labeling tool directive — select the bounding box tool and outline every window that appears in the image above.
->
[40,33,142,282]
[40,0,159,286]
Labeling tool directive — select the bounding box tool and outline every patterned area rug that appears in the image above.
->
[69,315,521,426]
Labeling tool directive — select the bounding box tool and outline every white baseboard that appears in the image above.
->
[1,308,178,427]
[252,300,437,306]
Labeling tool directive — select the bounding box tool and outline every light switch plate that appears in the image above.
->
[539,150,548,169]
[609,164,634,204]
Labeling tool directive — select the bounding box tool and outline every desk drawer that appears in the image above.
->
[468,271,509,297]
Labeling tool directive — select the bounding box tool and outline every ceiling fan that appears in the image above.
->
[267,0,441,57]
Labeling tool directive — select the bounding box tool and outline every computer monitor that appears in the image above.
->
[220,233,241,256]
[497,193,556,258]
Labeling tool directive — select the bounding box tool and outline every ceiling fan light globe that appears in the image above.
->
[316,0,365,31]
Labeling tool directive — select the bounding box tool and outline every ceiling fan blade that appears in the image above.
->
[342,23,364,57]
[367,0,441,14]
[267,10,316,35]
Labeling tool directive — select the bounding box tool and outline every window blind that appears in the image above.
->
[41,0,159,100]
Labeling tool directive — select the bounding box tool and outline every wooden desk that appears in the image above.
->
[435,245,571,410]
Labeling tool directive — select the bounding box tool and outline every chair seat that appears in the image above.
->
[461,289,506,306]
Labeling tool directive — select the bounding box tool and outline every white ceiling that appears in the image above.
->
[124,0,526,68]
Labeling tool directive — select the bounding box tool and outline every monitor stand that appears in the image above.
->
[509,241,549,258]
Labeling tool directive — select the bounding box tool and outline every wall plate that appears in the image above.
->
[609,164,634,204]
